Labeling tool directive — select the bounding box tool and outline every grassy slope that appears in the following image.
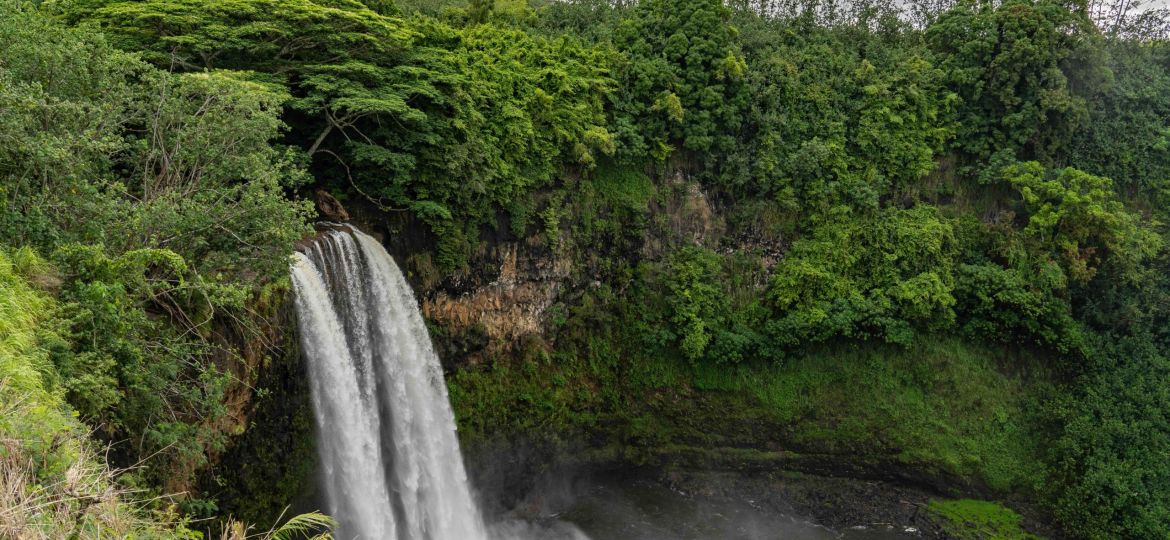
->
[450,336,1045,495]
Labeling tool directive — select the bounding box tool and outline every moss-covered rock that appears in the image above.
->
[928,499,1040,539]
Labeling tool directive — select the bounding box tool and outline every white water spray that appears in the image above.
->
[290,226,489,540]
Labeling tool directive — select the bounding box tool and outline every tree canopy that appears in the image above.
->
[4,0,1170,536]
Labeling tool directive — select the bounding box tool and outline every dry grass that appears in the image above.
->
[0,249,182,539]
[0,394,335,540]
[0,399,174,539]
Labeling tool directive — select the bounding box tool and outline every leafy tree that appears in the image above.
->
[927,0,1108,165]
[613,0,747,160]
[767,206,958,347]
[720,17,951,215]
[625,246,769,366]
[116,70,314,279]
[1,3,313,498]
[530,0,631,43]
[74,0,614,272]
[954,261,1084,353]
[664,247,722,361]
[1065,39,1170,205]
[0,0,138,246]
[1001,161,1161,285]
[4,2,313,280]
[1046,339,1170,538]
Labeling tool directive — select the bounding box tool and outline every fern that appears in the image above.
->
[263,511,336,540]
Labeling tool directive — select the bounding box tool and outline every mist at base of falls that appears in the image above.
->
[480,471,918,540]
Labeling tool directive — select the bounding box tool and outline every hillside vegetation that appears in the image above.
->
[0,248,200,537]
[2,0,1170,537]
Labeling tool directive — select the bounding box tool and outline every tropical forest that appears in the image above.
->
[2,0,1170,537]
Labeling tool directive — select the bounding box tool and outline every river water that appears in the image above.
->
[482,470,919,540]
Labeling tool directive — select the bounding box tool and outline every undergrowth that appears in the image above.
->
[0,248,193,539]
[927,499,1038,539]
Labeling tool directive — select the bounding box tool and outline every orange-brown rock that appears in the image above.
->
[422,243,569,357]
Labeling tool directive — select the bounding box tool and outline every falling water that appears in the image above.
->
[290,226,489,540]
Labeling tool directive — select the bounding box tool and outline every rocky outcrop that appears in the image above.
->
[422,241,570,362]
[315,188,350,222]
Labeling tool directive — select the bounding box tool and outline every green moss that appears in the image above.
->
[722,340,1044,492]
[928,499,1040,539]
[450,326,1044,494]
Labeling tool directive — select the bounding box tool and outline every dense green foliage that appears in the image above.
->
[1046,343,1170,539]
[766,206,957,347]
[0,248,202,538]
[0,0,313,530]
[927,499,1038,539]
[1066,39,1170,202]
[4,0,1170,537]
[926,0,1106,166]
[71,0,613,271]
[611,0,746,159]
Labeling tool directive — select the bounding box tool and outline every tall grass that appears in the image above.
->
[1,248,169,538]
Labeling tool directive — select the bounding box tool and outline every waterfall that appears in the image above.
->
[290,226,489,540]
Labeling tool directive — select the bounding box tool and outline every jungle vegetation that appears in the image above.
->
[2,0,1170,537]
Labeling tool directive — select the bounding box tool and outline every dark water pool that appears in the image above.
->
[489,474,919,540]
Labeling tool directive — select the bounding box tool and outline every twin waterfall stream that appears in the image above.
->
[290,227,489,540]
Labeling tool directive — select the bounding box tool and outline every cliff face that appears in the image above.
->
[208,169,1036,528]
[352,169,1033,503]
[422,241,571,365]
[354,167,728,359]
[198,284,317,528]
[203,196,817,525]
